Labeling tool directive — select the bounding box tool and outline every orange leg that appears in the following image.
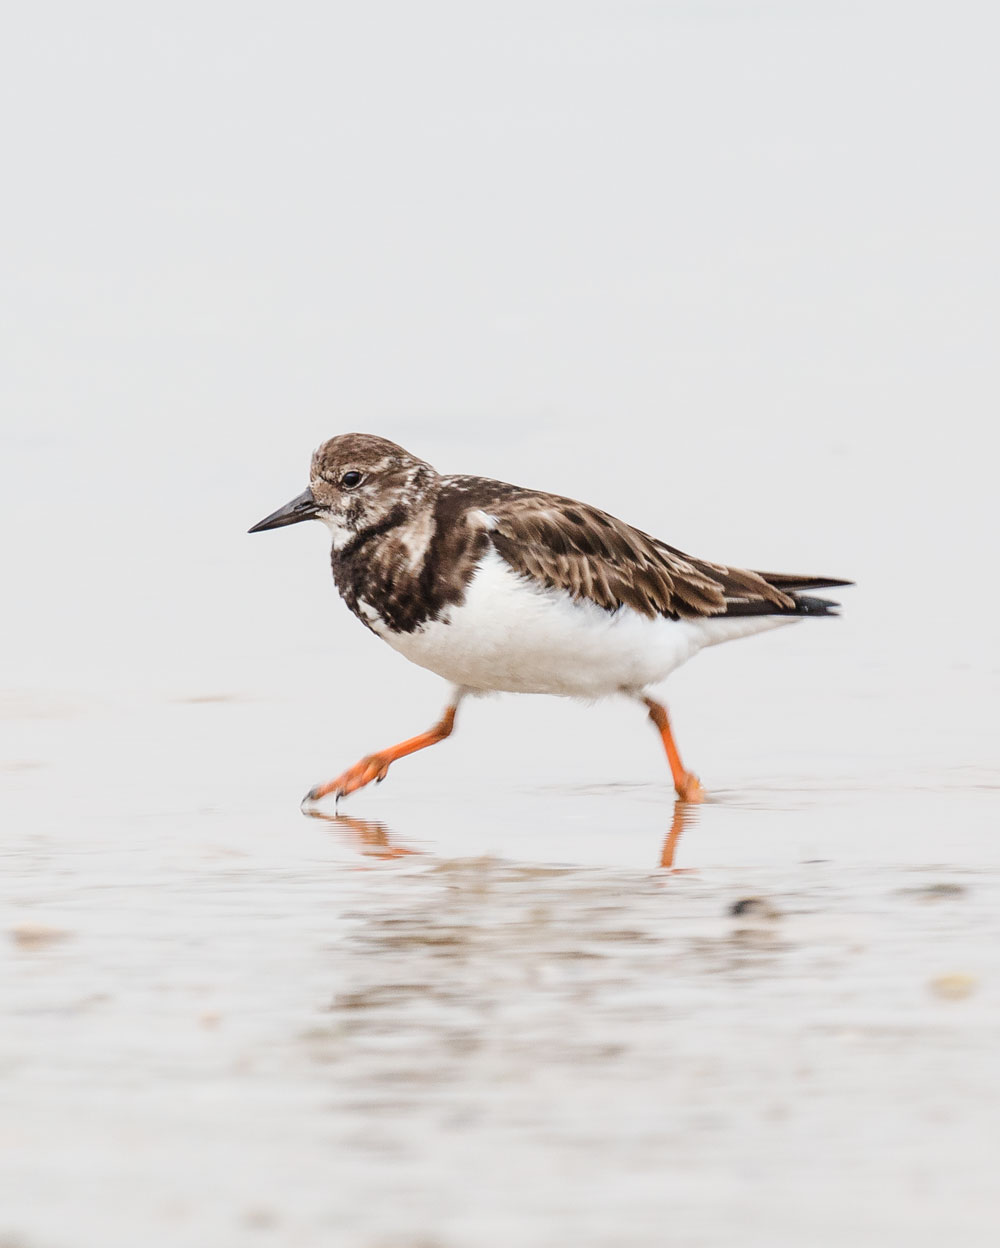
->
[303,705,458,805]
[643,697,704,803]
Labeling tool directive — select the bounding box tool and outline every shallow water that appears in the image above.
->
[4,684,1000,1247]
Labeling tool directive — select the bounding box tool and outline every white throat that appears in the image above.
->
[317,513,355,551]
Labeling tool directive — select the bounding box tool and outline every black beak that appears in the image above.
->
[248,488,321,534]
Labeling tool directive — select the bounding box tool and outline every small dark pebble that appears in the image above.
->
[729,897,780,919]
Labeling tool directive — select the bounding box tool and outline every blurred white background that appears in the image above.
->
[2,0,997,783]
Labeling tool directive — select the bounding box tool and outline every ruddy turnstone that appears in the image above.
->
[250,434,849,805]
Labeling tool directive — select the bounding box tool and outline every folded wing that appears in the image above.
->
[479,492,850,621]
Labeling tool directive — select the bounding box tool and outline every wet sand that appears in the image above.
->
[4,686,999,1247]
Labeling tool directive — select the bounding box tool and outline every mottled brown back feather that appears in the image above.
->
[444,477,835,621]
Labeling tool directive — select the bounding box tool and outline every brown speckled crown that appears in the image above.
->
[310,434,850,636]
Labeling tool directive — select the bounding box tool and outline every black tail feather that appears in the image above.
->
[788,593,842,616]
[722,591,842,618]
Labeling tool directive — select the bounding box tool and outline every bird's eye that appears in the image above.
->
[341,471,364,489]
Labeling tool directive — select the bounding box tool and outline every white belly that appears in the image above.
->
[369,549,794,697]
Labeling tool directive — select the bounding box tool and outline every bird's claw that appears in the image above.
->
[302,754,392,807]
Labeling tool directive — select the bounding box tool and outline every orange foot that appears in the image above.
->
[302,705,459,807]
[303,753,392,805]
[675,771,705,804]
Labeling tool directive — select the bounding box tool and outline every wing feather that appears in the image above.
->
[475,488,834,620]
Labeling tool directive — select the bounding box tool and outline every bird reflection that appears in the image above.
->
[301,809,421,860]
[304,796,698,869]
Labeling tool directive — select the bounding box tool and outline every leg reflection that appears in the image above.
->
[301,808,419,860]
[659,798,699,869]
[305,801,694,868]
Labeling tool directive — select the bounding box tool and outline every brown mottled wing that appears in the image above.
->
[480,491,799,621]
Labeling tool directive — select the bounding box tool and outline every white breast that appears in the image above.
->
[367,548,794,697]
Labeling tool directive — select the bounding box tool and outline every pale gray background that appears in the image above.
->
[3,0,997,704]
[3,3,999,1247]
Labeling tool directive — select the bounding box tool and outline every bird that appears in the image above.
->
[249,434,849,806]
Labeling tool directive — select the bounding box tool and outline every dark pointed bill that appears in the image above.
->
[248,488,320,533]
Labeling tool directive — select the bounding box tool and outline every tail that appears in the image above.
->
[784,593,842,616]
[722,573,852,619]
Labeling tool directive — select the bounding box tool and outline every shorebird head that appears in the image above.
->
[248,433,436,549]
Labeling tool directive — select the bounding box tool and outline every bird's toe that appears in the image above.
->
[677,772,705,804]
